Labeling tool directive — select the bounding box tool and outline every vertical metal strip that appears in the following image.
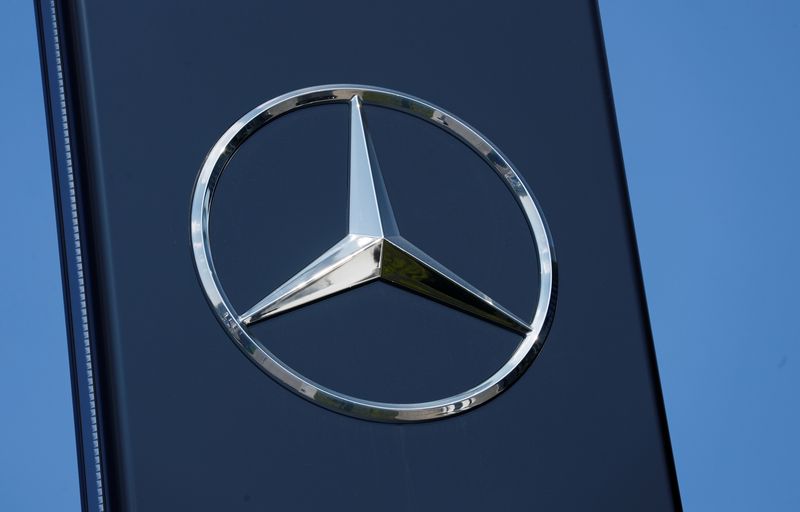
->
[45,0,106,509]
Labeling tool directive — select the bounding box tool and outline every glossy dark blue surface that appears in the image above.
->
[38,0,678,510]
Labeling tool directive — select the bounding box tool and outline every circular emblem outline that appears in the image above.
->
[191,84,557,422]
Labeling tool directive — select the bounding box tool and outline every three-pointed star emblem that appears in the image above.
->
[239,96,530,335]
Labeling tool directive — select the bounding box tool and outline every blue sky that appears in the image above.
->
[1,1,798,510]
[601,1,800,509]
[0,2,81,509]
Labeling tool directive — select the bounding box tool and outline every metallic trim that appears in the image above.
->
[46,0,105,508]
[239,95,530,334]
[191,85,557,422]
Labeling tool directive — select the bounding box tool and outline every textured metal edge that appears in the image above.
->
[34,0,106,510]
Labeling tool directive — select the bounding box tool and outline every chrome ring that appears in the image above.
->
[190,85,556,422]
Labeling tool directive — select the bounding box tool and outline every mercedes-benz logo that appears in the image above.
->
[191,85,556,422]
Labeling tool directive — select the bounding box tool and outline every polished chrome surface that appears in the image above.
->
[240,234,382,325]
[191,85,557,422]
[348,96,399,238]
[381,236,531,335]
[240,95,528,333]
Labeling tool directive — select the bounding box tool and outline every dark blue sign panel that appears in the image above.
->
[37,0,680,510]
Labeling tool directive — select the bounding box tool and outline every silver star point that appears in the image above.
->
[239,95,530,335]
